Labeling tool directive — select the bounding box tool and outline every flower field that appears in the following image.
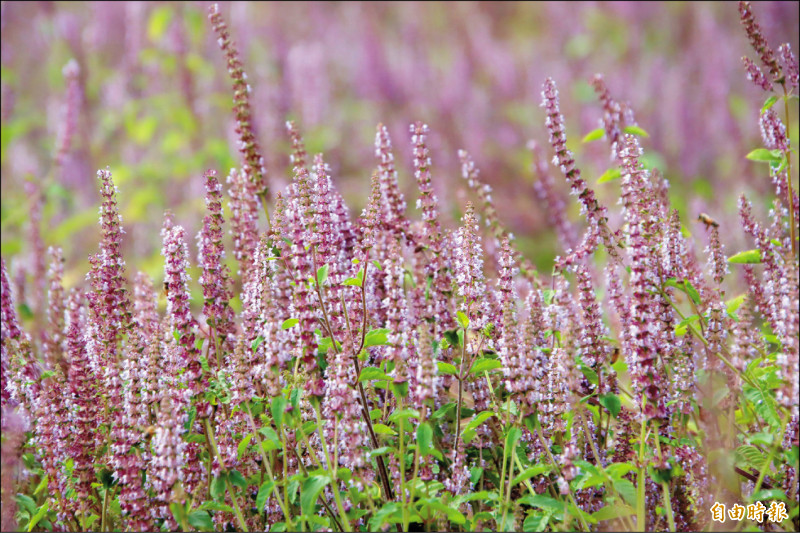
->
[0,2,798,532]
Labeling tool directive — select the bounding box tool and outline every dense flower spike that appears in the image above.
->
[778,43,799,89]
[376,123,409,239]
[208,3,268,199]
[161,223,202,391]
[541,78,620,265]
[739,1,783,83]
[742,56,773,91]
[760,108,790,152]
[1,258,21,405]
[56,59,80,168]
[227,166,260,280]
[453,202,486,329]
[198,169,236,363]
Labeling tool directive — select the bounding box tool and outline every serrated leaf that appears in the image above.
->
[281,318,299,329]
[743,385,780,428]
[746,148,782,163]
[436,361,459,375]
[258,426,281,448]
[623,125,649,137]
[301,475,330,516]
[728,249,762,264]
[237,434,254,460]
[256,481,276,512]
[597,168,622,183]
[736,445,767,470]
[599,394,621,418]
[343,270,363,287]
[579,365,599,385]
[582,127,605,143]
[369,446,392,458]
[364,328,390,347]
[359,366,390,382]
[188,510,214,531]
[200,501,234,513]
[417,422,433,457]
[456,311,470,329]
[470,358,502,374]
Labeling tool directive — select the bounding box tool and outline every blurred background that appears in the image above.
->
[1,1,798,295]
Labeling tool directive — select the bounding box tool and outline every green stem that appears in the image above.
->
[204,418,249,532]
[782,85,797,257]
[653,426,676,532]
[313,401,352,532]
[636,406,647,532]
[100,487,109,533]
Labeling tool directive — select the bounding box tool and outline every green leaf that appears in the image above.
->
[512,464,552,486]
[579,365,599,386]
[456,311,470,329]
[623,125,649,137]
[27,501,49,532]
[256,481,276,512]
[518,494,563,513]
[582,127,605,143]
[388,408,420,423]
[432,402,456,419]
[605,463,636,479]
[523,512,550,532]
[200,501,234,513]
[613,479,637,507]
[504,427,522,458]
[597,168,622,183]
[301,475,331,516]
[743,385,780,428]
[237,434,254,460]
[364,328,390,347]
[592,504,635,522]
[170,503,187,528]
[188,510,214,531]
[761,95,779,113]
[746,148,783,163]
[271,397,287,430]
[359,366,390,382]
[421,499,466,524]
[470,358,502,374]
[251,336,265,351]
[736,445,768,470]
[752,488,787,501]
[369,446,392,458]
[728,249,762,264]
[342,270,364,287]
[33,475,48,496]
[372,259,383,271]
[281,318,299,329]
[436,362,459,375]
[316,264,329,285]
[258,427,281,448]
[463,411,494,434]
[599,394,622,418]
[417,422,433,457]
[373,424,397,436]
[726,294,747,316]
[229,470,247,490]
